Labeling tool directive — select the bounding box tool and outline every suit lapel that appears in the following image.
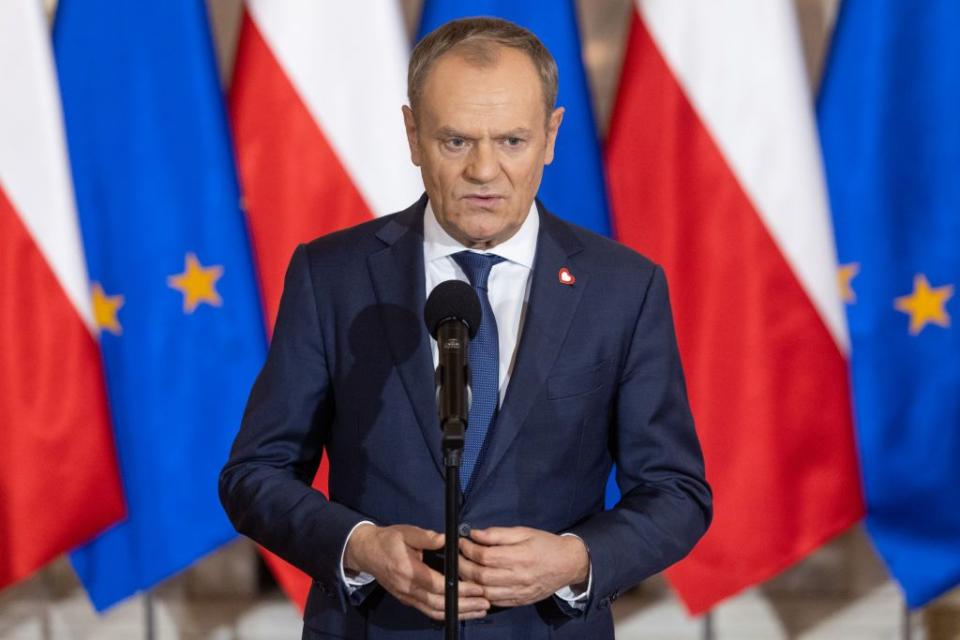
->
[468,205,588,496]
[367,196,444,477]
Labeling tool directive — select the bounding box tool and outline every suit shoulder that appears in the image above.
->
[300,215,389,265]
[295,197,424,272]
[559,218,659,276]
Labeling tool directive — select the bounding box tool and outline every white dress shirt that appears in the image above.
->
[340,200,591,606]
[423,199,537,401]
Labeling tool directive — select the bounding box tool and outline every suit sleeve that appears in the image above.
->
[568,265,712,617]
[219,244,368,608]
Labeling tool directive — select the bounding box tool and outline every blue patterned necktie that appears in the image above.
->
[452,251,506,490]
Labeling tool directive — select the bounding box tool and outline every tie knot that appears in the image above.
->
[453,251,505,290]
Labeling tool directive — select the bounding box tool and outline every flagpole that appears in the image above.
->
[902,599,913,640]
[701,609,715,640]
[144,590,156,640]
[41,569,54,640]
[41,601,52,640]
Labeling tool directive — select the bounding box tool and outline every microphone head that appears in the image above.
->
[424,280,481,340]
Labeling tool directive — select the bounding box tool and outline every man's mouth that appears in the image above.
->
[462,194,504,207]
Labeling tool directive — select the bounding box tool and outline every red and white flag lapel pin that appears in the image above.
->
[558,267,576,286]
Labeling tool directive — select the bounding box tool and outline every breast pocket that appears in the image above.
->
[546,360,608,400]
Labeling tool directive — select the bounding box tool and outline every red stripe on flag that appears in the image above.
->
[229,12,376,609]
[0,186,125,589]
[606,12,864,613]
[230,12,373,335]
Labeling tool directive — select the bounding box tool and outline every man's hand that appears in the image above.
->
[458,527,589,608]
[343,523,490,621]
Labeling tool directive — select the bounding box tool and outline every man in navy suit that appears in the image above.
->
[220,16,710,639]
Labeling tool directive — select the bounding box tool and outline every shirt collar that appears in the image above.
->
[423,199,539,269]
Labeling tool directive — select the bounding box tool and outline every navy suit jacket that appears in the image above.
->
[219,196,711,639]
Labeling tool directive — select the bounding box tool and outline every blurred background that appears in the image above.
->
[2,0,958,638]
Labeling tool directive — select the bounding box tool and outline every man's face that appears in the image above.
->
[403,46,564,249]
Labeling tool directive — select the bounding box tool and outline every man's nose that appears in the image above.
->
[464,141,499,183]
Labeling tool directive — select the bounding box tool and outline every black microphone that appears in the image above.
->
[424,280,481,444]
[424,280,481,638]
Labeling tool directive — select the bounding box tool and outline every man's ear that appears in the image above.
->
[402,105,422,167]
[543,106,565,166]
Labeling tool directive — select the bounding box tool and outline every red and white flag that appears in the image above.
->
[606,1,864,612]
[0,0,124,590]
[230,1,421,607]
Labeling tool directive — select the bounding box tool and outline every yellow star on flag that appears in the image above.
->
[894,274,953,335]
[92,282,124,335]
[167,252,224,314]
[838,263,860,303]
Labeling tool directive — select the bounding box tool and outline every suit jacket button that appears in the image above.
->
[458,522,472,537]
[598,596,611,610]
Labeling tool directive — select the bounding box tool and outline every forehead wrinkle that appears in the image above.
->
[430,91,539,121]
[439,80,534,104]
[425,49,541,98]
[417,48,549,130]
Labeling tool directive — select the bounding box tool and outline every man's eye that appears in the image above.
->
[504,137,524,147]
[445,138,466,149]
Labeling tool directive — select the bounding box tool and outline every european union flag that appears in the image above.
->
[54,2,266,609]
[417,0,611,236]
[417,0,620,509]
[818,0,960,607]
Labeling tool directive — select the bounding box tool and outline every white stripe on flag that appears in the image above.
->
[0,0,94,331]
[637,0,849,352]
[247,0,423,217]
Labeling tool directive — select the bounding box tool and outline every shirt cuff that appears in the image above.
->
[554,533,592,606]
[339,521,377,590]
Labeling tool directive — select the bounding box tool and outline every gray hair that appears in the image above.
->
[408,16,559,119]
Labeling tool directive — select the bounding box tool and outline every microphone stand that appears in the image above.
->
[435,321,469,640]
[442,417,463,640]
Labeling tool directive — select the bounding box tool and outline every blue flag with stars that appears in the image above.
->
[818,0,960,607]
[417,0,611,236]
[418,0,621,508]
[54,1,266,609]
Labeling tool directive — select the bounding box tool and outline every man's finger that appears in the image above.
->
[459,609,488,621]
[458,554,514,586]
[401,526,444,550]
[458,579,486,597]
[458,595,492,614]
[407,555,446,594]
[459,537,514,568]
[482,584,534,605]
[469,526,531,546]
[457,554,482,582]
[405,554,488,600]
[406,584,489,616]
[407,585,446,612]
[396,593,444,621]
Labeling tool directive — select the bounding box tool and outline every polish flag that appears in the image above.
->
[606,1,864,613]
[0,0,124,590]
[230,1,422,607]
